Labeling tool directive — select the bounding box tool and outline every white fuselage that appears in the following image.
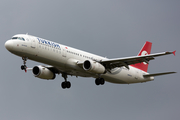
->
[5,34,154,84]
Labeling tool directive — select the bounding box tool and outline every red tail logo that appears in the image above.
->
[131,41,152,72]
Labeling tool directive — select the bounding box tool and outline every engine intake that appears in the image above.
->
[83,60,106,74]
[32,66,56,80]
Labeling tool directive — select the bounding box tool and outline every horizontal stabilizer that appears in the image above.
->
[143,72,176,77]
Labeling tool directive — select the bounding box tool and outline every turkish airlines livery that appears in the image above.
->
[5,34,176,89]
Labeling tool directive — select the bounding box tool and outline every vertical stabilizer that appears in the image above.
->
[131,41,152,72]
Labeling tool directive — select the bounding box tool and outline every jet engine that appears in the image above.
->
[83,60,106,74]
[32,66,56,80]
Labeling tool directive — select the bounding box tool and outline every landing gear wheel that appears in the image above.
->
[95,78,105,85]
[66,81,71,88]
[61,82,66,89]
[21,65,27,70]
[61,81,71,89]
[21,65,25,70]
[100,78,105,85]
[95,78,100,85]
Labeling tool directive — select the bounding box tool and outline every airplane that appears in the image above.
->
[5,34,176,89]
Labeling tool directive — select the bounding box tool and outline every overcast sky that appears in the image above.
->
[0,0,179,120]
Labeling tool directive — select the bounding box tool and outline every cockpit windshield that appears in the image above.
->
[12,37,25,41]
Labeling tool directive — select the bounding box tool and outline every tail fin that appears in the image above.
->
[131,41,152,72]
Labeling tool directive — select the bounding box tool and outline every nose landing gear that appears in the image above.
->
[21,57,28,72]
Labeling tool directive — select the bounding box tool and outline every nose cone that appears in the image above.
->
[5,40,13,51]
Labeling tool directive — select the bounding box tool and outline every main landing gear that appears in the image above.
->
[60,73,105,89]
[21,57,27,72]
[61,73,71,89]
[95,78,105,85]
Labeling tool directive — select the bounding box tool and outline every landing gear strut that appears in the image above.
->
[61,73,71,89]
[95,78,105,85]
[21,57,27,72]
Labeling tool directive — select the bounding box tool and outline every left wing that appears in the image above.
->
[100,51,176,70]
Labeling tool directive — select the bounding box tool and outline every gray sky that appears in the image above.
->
[0,0,179,120]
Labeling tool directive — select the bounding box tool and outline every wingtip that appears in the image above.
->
[25,67,27,73]
[172,50,176,56]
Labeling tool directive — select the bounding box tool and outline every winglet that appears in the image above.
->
[172,50,176,56]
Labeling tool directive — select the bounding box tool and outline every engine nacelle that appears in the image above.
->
[83,60,106,74]
[32,66,56,80]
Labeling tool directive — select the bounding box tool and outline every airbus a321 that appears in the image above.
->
[5,34,176,89]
